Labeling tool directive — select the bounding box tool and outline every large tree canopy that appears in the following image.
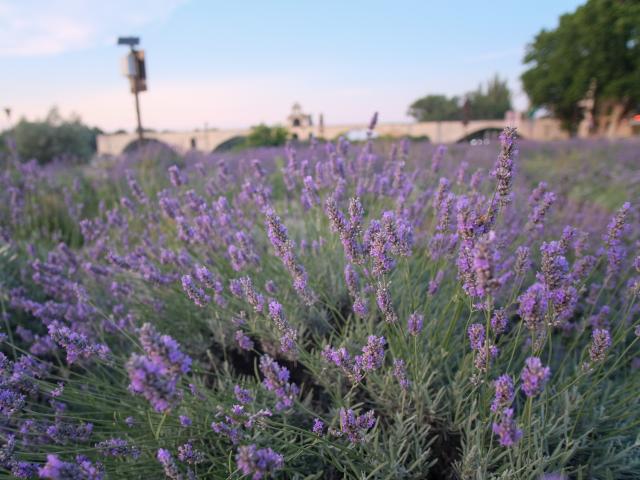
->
[522,0,640,134]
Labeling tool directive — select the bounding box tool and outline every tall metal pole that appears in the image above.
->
[130,45,144,143]
[133,76,143,143]
[118,37,145,145]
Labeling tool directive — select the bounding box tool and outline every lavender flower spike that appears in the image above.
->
[236,444,284,480]
[589,329,611,363]
[492,408,522,447]
[181,275,209,307]
[521,357,551,397]
[491,374,514,413]
[493,126,517,206]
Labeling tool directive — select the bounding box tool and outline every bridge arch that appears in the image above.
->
[122,137,176,154]
[456,127,503,144]
[455,127,526,144]
[213,136,247,152]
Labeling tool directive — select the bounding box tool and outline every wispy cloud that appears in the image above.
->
[0,0,187,57]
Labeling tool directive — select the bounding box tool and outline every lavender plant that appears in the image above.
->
[0,127,638,479]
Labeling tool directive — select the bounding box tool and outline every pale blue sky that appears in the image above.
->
[0,0,584,132]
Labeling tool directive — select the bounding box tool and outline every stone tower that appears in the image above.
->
[287,103,313,129]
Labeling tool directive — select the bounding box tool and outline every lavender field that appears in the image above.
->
[0,127,639,479]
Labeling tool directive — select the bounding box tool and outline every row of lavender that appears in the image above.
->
[0,125,638,478]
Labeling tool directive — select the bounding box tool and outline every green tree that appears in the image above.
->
[522,0,640,134]
[246,124,288,148]
[407,95,461,122]
[408,76,512,122]
[4,107,102,164]
[465,75,512,120]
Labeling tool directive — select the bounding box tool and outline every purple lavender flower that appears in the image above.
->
[381,211,411,256]
[38,454,104,480]
[0,389,25,417]
[521,357,551,397]
[239,277,265,313]
[393,358,410,390]
[540,241,569,291]
[431,145,446,173]
[355,335,386,372]
[95,438,140,459]
[126,355,180,412]
[138,323,192,375]
[603,202,631,280]
[322,345,350,368]
[589,329,611,363]
[428,270,444,296]
[474,344,499,372]
[126,324,191,413]
[492,408,522,447]
[491,374,514,413]
[177,441,205,465]
[338,408,376,444]
[518,283,548,333]
[472,231,499,297]
[344,264,360,295]
[312,418,325,435]
[267,300,297,354]
[326,197,364,264]
[527,191,556,232]
[325,196,348,235]
[467,324,485,351]
[168,165,184,187]
[259,355,299,411]
[368,111,378,131]
[376,283,397,323]
[493,127,517,206]
[604,202,631,250]
[457,245,479,297]
[181,275,210,307]
[265,209,314,303]
[549,285,578,326]
[236,444,284,480]
[514,246,531,276]
[491,309,508,335]
[47,322,110,364]
[301,176,320,210]
[234,385,253,405]
[11,461,38,478]
[407,312,424,336]
[45,420,93,445]
[353,296,368,316]
[125,170,148,204]
[179,415,192,427]
[157,448,182,480]
[235,330,254,351]
[194,265,217,289]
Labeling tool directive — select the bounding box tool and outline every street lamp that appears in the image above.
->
[117,36,147,143]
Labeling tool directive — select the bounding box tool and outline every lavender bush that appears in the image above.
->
[0,125,638,479]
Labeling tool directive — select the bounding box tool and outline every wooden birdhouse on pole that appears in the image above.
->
[118,36,146,143]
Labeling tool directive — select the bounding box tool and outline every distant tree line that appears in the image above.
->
[408,75,512,122]
[1,107,102,164]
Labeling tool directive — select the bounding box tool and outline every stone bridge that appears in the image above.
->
[96,117,569,156]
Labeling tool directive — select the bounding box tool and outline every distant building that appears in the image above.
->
[287,103,313,128]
